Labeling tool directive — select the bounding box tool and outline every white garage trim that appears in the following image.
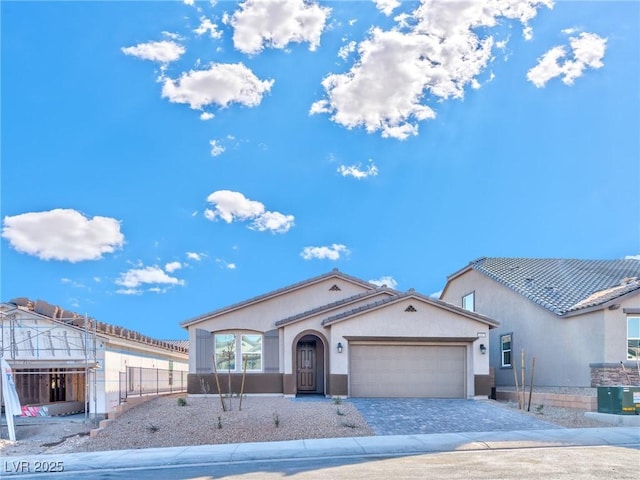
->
[349,343,467,398]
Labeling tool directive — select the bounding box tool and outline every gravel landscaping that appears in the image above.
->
[0,393,616,457]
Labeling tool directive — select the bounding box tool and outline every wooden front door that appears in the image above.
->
[297,342,316,392]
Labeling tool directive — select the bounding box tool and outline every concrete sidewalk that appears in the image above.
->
[1,427,639,477]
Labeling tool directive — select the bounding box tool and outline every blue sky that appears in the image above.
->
[2,0,638,340]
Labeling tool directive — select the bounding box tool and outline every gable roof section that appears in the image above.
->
[181,269,377,328]
[449,257,640,316]
[321,290,499,328]
[275,288,397,327]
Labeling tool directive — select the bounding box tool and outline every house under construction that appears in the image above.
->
[1,299,188,418]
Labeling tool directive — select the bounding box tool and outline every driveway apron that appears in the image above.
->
[347,398,562,435]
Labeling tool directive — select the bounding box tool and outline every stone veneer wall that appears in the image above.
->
[496,390,597,411]
[590,363,640,387]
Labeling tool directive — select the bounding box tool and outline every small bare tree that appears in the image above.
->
[212,355,226,412]
[223,338,235,410]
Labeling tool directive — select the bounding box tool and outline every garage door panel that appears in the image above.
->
[350,345,465,398]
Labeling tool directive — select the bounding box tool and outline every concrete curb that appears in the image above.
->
[1,427,639,477]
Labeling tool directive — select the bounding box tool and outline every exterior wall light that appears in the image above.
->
[337,342,343,353]
[479,344,487,355]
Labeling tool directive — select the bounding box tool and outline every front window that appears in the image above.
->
[501,333,512,368]
[214,332,263,372]
[462,292,475,312]
[628,317,640,360]
[241,334,262,371]
[215,334,236,371]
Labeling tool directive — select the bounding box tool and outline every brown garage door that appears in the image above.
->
[349,344,466,398]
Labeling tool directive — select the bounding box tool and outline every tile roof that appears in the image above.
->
[467,257,640,315]
[162,339,189,350]
[6,298,188,354]
[321,290,499,328]
[274,288,396,327]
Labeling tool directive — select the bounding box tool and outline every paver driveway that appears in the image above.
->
[346,398,561,435]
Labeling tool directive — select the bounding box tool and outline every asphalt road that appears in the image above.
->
[4,445,639,480]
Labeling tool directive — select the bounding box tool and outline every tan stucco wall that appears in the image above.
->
[326,297,490,396]
[280,291,395,374]
[185,277,494,397]
[442,269,612,387]
[187,277,371,373]
[189,278,369,333]
[603,295,640,362]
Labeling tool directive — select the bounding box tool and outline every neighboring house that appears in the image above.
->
[440,257,640,388]
[1,299,188,417]
[181,269,498,399]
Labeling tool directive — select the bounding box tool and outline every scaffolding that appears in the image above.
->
[0,304,99,422]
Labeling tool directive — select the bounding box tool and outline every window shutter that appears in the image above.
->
[195,329,213,373]
[263,329,280,373]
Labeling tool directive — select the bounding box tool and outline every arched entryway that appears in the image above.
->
[294,333,326,395]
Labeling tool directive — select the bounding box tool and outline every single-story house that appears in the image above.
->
[1,299,188,417]
[181,269,499,398]
[440,257,640,388]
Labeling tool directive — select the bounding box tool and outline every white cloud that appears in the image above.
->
[205,190,265,222]
[369,275,398,288]
[210,139,226,157]
[194,17,223,39]
[301,244,349,260]
[527,32,607,87]
[116,265,185,289]
[61,278,86,289]
[68,297,81,308]
[205,190,294,234]
[116,288,143,296]
[162,31,183,41]
[216,259,237,269]
[165,261,182,273]
[337,160,379,179]
[200,112,214,121]
[337,41,356,61]
[2,209,124,262]
[625,255,640,260]
[523,25,533,40]
[187,252,203,261]
[121,41,185,64]
[526,45,566,87]
[373,0,400,16]
[184,0,195,5]
[250,211,295,233]
[230,0,331,54]
[162,63,274,110]
[311,1,552,139]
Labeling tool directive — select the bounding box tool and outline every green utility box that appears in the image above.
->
[597,386,640,415]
